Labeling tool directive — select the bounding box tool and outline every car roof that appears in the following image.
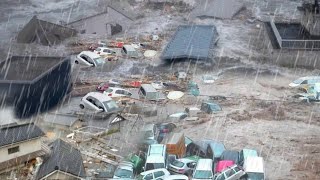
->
[80,51,101,58]
[140,168,167,175]
[85,92,112,102]
[241,149,258,157]
[123,45,136,51]
[296,76,320,80]
[117,165,133,171]
[165,175,188,180]
[244,157,264,173]
[195,159,213,170]
[216,160,235,172]
[148,144,166,155]
[143,124,155,131]
[141,84,157,92]
[108,87,126,91]
[177,158,195,163]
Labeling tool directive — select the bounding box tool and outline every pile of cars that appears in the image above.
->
[122,123,266,180]
[76,40,141,67]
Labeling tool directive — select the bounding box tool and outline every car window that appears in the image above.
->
[233,166,241,172]
[301,80,308,84]
[172,160,184,168]
[225,169,235,177]
[96,48,101,52]
[216,173,226,180]
[103,100,119,112]
[187,162,196,168]
[80,55,92,64]
[86,96,94,104]
[106,88,113,93]
[144,173,153,180]
[115,90,123,94]
[139,87,147,96]
[207,146,213,159]
[154,171,165,178]
[122,47,127,54]
[94,99,104,110]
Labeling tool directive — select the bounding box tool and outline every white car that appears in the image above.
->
[113,164,134,179]
[80,92,119,113]
[151,81,166,90]
[137,168,170,180]
[103,87,132,98]
[94,47,117,56]
[168,158,196,175]
[202,75,218,84]
[213,165,246,180]
[75,51,105,67]
[163,175,189,180]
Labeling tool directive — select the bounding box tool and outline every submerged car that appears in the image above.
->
[138,168,170,180]
[80,92,120,113]
[113,164,134,179]
[213,164,246,180]
[75,51,105,67]
[103,87,132,98]
[156,123,177,142]
[96,82,118,92]
[289,76,320,90]
[168,157,197,175]
[239,149,258,166]
[243,157,265,180]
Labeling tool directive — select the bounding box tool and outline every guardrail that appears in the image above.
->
[282,39,320,50]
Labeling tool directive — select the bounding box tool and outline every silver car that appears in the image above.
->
[168,158,196,175]
[213,165,246,180]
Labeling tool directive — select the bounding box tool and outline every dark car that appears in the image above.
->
[186,140,226,161]
[156,123,177,142]
[220,150,240,165]
[186,141,207,158]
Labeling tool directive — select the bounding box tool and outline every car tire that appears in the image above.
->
[79,104,84,109]
[75,60,79,64]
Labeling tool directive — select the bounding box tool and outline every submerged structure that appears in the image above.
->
[0,55,72,118]
[161,25,218,61]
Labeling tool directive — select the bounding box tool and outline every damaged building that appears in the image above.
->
[16,16,77,46]
[67,1,137,36]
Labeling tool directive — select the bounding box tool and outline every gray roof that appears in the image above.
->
[36,139,86,180]
[17,16,77,46]
[161,25,218,61]
[191,0,245,19]
[0,123,45,147]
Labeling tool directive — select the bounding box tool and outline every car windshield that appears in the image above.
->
[293,78,304,84]
[93,57,105,65]
[145,163,165,171]
[95,48,101,51]
[144,130,153,139]
[103,100,119,112]
[247,172,265,180]
[193,170,213,179]
[105,88,113,93]
[114,168,133,178]
[171,160,184,168]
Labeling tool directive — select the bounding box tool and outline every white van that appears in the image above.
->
[144,144,167,171]
[243,157,265,180]
[122,45,139,58]
[289,76,320,90]
[192,159,214,180]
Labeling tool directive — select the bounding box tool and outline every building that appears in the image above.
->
[0,55,72,118]
[35,139,86,180]
[0,123,48,173]
[67,1,137,36]
[17,16,77,46]
[301,0,320,36]
[161,25,219,61]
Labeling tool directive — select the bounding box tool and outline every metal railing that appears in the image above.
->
[270,19,283,48]
[282,39,320,50]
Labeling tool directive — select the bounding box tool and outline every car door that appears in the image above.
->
[154,170,165,179]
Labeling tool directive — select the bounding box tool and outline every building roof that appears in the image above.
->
[36,139,86,180]
[17,16,77,46]
[161,25,218,61]
[191,0,245,19]
[0,123,45,147]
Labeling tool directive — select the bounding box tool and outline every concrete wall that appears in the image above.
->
[45,171,80,180]
[68,7,133,36]
[0,139,41,162]
[302,11,320,36]
[259,23,320,69]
